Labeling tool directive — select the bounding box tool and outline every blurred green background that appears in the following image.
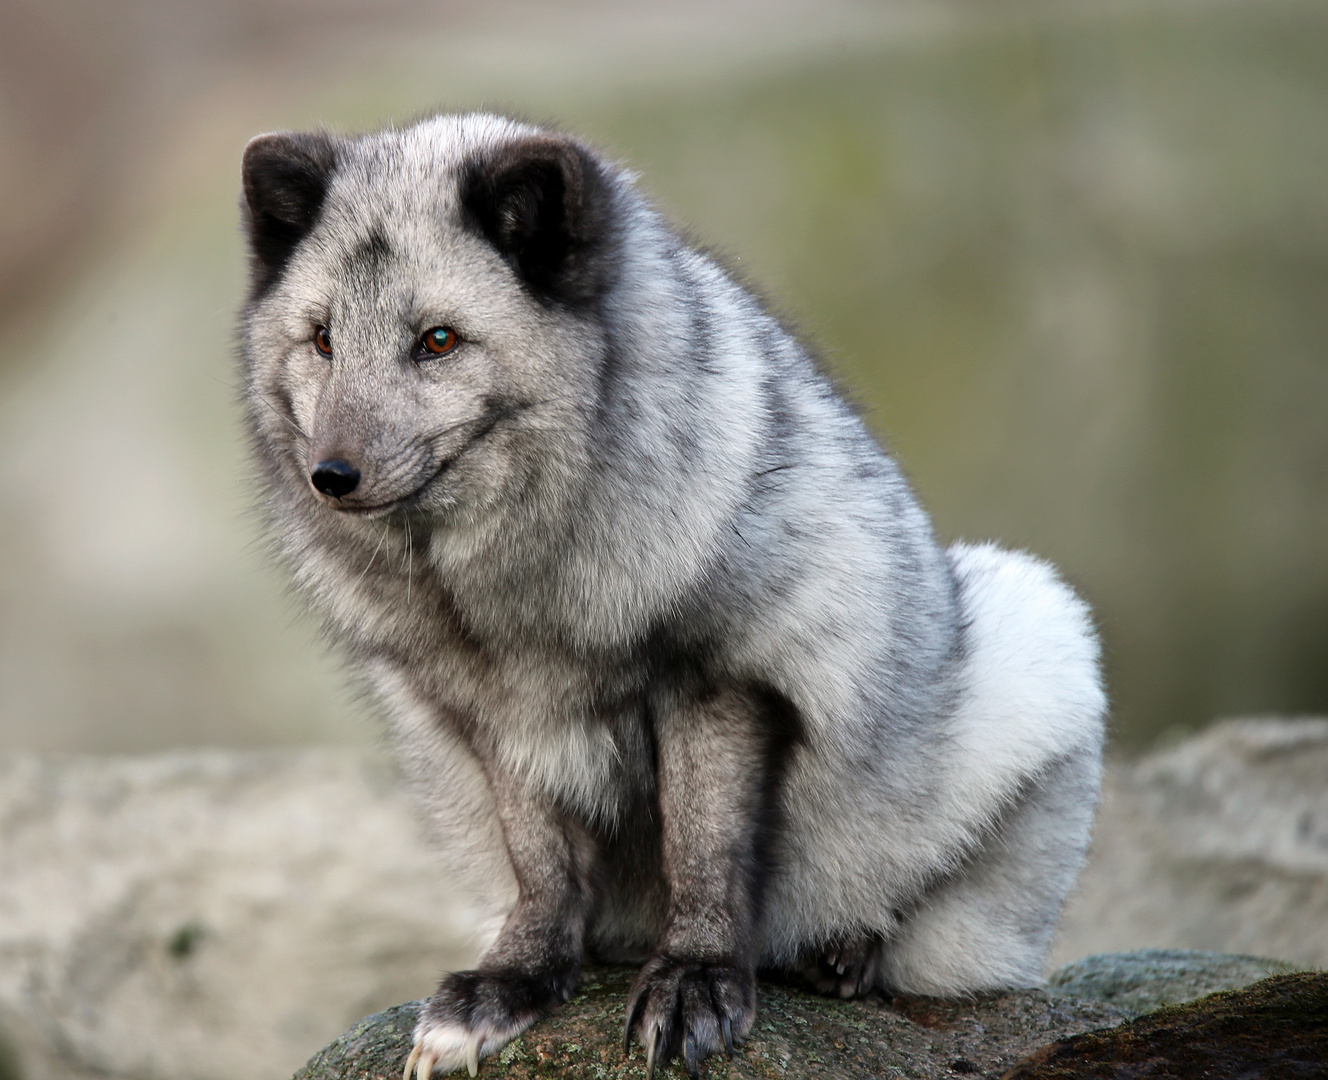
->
[1,0,1325,755]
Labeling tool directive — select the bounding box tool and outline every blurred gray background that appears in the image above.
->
[2,0,1326,757]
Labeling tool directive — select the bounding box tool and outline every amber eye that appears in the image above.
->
[313,326,332,357]
[419,326,459,358]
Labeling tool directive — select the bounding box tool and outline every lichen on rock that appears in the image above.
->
[293,966,1129,1080]
[1046,948,1299,1016]
[296,950,1324,1080]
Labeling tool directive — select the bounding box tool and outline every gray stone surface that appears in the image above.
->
[1054,717,1328,970]
[0,749,481,1080]
[292,967,1130,1080]
[295,949,1307,1080]
[1047,949,1299,1017]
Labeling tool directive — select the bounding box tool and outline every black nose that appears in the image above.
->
[310,459,361,498]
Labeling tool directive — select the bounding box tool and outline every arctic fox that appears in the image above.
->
[238,114,1105,1078]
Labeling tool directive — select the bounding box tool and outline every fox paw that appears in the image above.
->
[624,955,755,1079]
[404,968,575,1078]
[799,934,884,998]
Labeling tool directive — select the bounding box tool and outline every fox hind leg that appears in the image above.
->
[875,746,1102,997]
[797,933,887,998]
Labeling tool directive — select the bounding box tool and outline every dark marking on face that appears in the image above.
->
[270,384,296,424]
[345,227,394,277]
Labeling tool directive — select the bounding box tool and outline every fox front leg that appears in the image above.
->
[625,684,796,1078]
[406,787,594,1078]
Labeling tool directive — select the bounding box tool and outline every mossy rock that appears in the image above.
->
[293,966,1128,1080]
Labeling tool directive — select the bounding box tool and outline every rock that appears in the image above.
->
[6,724,1324,1080]
[1054,717,1328,969]
[0,749,483,1080]
[294,966,1130,1080]
[999,971,1328,1079]
[1047,948,1300,1016]
[295,950,1312,1080]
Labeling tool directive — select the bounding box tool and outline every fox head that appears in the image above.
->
[240,115,761,642]
[239,116,620,527]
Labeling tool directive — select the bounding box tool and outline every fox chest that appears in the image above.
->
[372,626,654,823]
[317,528,655,818]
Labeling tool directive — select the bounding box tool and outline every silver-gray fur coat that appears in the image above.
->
[238,113,1106,1078]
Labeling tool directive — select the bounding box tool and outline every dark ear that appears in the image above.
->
[241,131,339,296]
[460,135,614,306]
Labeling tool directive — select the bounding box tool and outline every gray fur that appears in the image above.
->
[238,114,1106,1077]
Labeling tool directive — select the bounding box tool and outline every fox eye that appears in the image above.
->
[418,326,459,358]
[313,326,332,357]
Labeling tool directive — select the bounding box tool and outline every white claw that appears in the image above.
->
[404,1042,421,1080]
[645,1025,659,1080]
[410,1014,525,1076]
